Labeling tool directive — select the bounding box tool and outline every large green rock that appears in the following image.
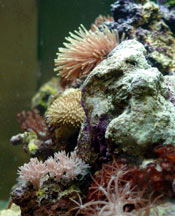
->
[78,39,175,163]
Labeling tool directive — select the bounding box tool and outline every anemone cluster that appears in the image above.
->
[8,0,175,215]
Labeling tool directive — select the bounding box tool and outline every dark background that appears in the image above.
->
[37,0,114,85]
[0,0,113,202]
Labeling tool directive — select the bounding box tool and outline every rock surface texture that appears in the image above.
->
[78,39,175,163]
[109,0,175,75]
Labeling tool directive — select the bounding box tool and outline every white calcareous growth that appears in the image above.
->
[78,39,175,159]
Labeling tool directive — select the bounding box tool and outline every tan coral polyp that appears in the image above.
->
[46,88,85,129]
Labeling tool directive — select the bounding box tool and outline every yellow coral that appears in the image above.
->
[46,88,85,131]
[28,141,38,154]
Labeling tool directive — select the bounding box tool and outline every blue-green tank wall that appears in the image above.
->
[0,0,37,202]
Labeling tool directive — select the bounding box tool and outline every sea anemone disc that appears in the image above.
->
[54,24,120,81]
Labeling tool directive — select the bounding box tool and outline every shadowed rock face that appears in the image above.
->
[78,39,175,163]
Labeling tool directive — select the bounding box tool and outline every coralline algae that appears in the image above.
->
[110,0,175,75]
[78,39,175,162]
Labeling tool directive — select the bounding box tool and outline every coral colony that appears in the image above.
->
[7,0,175,215]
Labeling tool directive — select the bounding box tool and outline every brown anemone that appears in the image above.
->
[54,25,120,81]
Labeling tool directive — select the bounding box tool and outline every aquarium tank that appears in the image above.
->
[1,0,175,215]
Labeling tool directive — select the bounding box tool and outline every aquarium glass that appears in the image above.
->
[0,0,113,206]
